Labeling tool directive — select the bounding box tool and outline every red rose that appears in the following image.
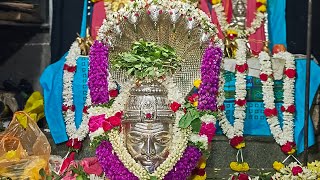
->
[281,142,292,153]
[272,108,278,116]
[66,139,82,150]
[109,89,119,98]
[115,111,123,119]
[146,113,152,119]
[107,116,121,127]
[235,63,248,73]
[285,69,296,78]
[102,121,113,131]
[196,168,206,176]
[292,166,303,176]
[230,136,244,147]
[170,102,181,112]
[187,96,194,103]
[256,2,263,8]
[83,106,89,114]
[235,99,246,106]
[281,106,286,112]
[219,105,225,111]
[259,73,268,81]
[192,93,199,100]
[63,64,76,72]
[62,105,69,112]
[264,108,277,117]
[287,105,296,113]
[238,173,249,180]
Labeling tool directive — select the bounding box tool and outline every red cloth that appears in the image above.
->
[246,0,266,55]
[199,0,266,54]
[91,1,106,39]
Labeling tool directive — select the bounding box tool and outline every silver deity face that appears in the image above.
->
[123,80,175,173]
[124,122,172,172]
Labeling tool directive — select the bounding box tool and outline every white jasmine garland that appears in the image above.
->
[217,39,248,139]
[212,2,266,37]
[200,114,217,124]
[62,41,91,141]
[97,0,217,43]
[259,51,296,145]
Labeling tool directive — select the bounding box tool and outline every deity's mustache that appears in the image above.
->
[133,154,165,165]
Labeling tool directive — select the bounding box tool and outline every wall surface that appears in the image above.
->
[0,26,50,91]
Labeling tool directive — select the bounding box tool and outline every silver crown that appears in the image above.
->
[123,80,175,123]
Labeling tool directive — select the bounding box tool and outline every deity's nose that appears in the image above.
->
[143,135,156,158]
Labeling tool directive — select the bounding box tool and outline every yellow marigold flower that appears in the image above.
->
[4,150,18,160]
[230,162,249,172]
[91,0,103,2]
[235,142,245,149]
[288,148,296,155]
[257,0,267,4]
[212,0,221,5]
[240,162,250,171]
[199,161,206,169]
[193,101,198,107]
[257,5,267,13]
[227,29,238,36]
[192,173,207,180]
[273,161,284,172]
[193,79,202,88]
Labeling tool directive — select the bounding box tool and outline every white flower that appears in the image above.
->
[89,127,105,141]
[190,134,208,150]
[200,114,216,124]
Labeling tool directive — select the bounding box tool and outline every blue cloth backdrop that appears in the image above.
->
[267,0,287,48]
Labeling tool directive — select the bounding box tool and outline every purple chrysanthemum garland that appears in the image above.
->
[88,40,109,105]
[96,141,202,180]
[164,146,202,180]
[197,46,223,111]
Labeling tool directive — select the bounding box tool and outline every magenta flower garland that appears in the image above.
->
[96,141,202,180]
[197,46,223,111]
[88,40,109,105]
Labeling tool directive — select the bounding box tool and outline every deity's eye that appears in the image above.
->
[128,132,144,144]
[154,132,171,145]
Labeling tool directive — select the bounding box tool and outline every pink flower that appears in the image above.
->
[292,166,303,176]
[170,102,181,112]
[89,114,105,132]
[199,122,216,142]
[80,157,103,176]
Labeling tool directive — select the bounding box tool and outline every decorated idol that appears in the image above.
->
[86,0,222,179]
